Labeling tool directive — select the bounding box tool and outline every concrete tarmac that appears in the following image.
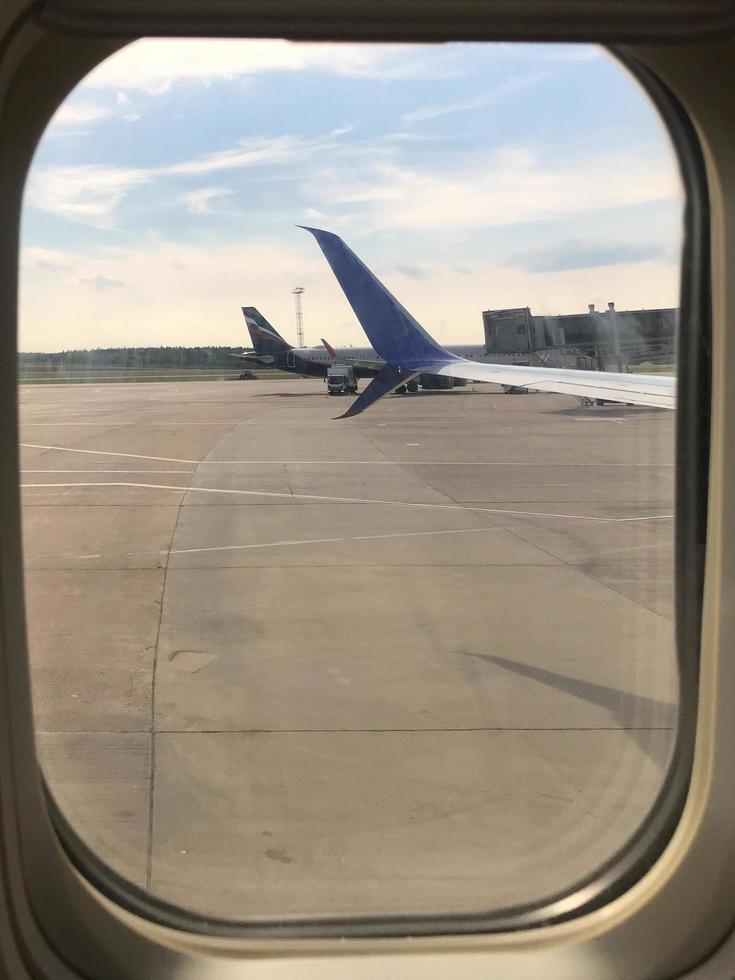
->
[20,378,677,919]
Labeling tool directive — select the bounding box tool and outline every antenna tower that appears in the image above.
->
[292,287,305,348]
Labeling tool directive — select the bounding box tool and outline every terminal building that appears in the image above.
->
[482,303,677,370]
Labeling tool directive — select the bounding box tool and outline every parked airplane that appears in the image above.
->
[238,306,489,391]
[300,227,678,419]
[237,306,381,381]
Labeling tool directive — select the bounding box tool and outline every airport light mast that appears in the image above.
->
[292,286,305,348]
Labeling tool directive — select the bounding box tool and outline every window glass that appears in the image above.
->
[20,39,681,921]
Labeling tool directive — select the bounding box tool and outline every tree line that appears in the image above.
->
[18,347,249,370]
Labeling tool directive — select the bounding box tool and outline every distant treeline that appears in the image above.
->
[18,347,248,370]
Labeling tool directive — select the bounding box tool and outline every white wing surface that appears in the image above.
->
[415,360,675,409]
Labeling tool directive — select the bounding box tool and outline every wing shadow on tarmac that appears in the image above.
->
[465,652,676,763]
[551,405,667,418]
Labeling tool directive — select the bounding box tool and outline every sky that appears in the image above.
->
[19,39,683,352]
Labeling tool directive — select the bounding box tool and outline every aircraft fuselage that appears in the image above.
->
[243,343,487,379]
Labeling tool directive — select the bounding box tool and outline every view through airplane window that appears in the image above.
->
[19,39,681,920]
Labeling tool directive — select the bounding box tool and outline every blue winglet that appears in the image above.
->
[335,363,418,419]
[299,226,452,369]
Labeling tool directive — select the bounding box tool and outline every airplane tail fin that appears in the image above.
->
[298,227,448,368]
[242,307,293,355]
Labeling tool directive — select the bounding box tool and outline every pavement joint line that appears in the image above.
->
[196,460,674,467]
[144,471,189,891]
[159,726,676,734]
[18,445,675,467]
[20,480,674,525]
[16,417,608,425]
[37,727,677,734]
[494,501,676,621]
[584,542,672,559]
[24,563,572,571]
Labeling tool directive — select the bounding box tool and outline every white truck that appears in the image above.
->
[326,363,358,395]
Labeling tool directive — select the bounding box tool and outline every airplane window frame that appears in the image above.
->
[0,5,732,980]
[34,47,707,943]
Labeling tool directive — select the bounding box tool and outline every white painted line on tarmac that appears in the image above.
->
[18,443,674,467]
[592,540,673,558]
[20,417,667,429]
[19,481,674,524]
[199,460,673,467]
[20,443,197,464]
[20,421,247,426]
[23,469,195,474]
[27,525,505,562]
[168,525,502,558]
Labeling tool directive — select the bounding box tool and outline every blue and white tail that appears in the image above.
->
[242,307,293,355]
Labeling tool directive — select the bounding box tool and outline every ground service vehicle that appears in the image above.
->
[2,4,735,980]
[326,363,358,395]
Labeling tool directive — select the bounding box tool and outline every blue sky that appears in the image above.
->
[19,40,682,351]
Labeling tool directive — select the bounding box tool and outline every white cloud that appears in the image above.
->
[25,164,148,225]
[382,132,451,143]
[46,94,142,134]
[79,40,602,95]
[498,43,602,63]
[308,145,682,231]
[77,275,127,290]
[83,39,427,93]
[18,236,679,353]
[507,238,671,273]
[26,130,349,226]
[22,247,73,273]
[19,239,326,350]
[26,133,674,236]
[179,187,233,214]
[48,102,111,128]
[163,135,305,177]
[403,72,549,124]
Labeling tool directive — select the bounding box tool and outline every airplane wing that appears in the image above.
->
[386,359,675,408]
[300,226,677,417]
[227,351,275,364]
